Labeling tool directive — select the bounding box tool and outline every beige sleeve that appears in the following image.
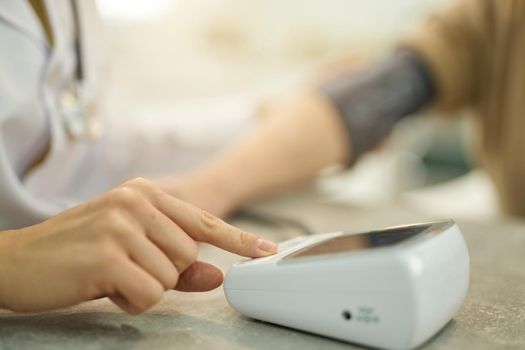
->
[401,0,489,113]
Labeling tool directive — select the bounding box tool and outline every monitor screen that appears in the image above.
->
[282,223,437,260]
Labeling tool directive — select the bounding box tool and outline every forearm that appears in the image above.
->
[190,90,351,208]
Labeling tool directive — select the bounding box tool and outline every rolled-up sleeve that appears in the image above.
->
[401,0,488,112]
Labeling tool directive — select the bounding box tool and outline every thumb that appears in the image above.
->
[175,261,224,292]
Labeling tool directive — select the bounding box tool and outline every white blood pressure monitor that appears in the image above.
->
[224,220,469,350]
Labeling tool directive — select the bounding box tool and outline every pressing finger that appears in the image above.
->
[154,192,277,257]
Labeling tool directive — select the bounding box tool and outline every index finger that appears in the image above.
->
[154,191,278,257]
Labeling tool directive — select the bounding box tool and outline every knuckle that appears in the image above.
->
[103,207,122,223]
[126,177,155,191]
[198,209,220,234]
[239,231,250,246]
[108,187,143,209]
[103,209,131,236]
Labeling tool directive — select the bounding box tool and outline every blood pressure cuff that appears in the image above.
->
[319,49,436,164]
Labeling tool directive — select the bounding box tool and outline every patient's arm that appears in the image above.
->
[160,50,435,217]
[159,90,351,217]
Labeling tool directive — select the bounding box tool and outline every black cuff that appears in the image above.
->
[319,49,435,163]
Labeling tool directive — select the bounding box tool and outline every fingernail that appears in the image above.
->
[257,238,278,253]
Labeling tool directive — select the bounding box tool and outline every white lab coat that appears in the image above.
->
[0,0,82,229]
[0,0,251,229]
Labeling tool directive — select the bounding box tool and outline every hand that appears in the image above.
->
[0,178,277,314]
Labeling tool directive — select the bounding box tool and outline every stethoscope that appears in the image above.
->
[58,0,103,140]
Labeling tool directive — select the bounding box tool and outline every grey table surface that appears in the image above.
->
[1,191,524,350]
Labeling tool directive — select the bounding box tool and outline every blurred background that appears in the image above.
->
[94,0,498,220]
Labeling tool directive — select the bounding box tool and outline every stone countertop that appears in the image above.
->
[1,191,524,350]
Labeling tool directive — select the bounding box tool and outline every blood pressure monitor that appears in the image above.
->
[224,220,469,350]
